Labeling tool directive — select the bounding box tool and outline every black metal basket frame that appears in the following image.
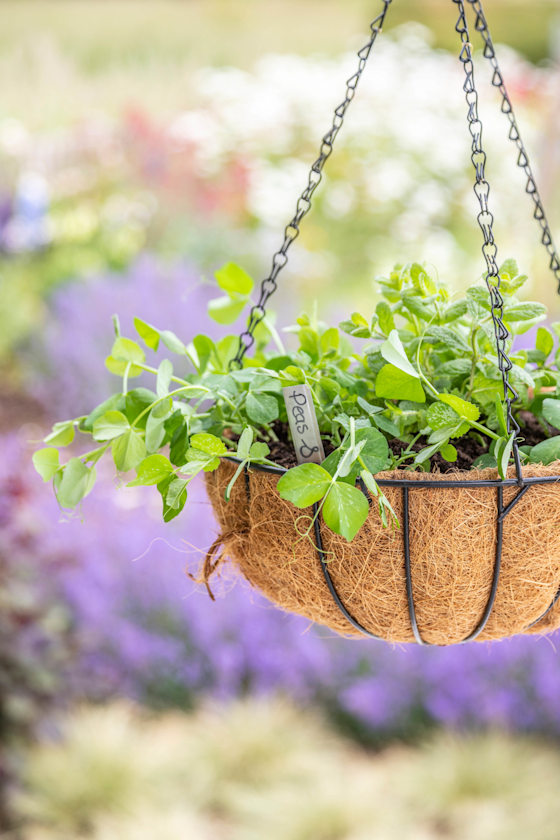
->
[224,0,560,645]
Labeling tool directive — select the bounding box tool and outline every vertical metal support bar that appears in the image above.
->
[403,487,426,646]
[461,484,503,642]
[313,503,384,640]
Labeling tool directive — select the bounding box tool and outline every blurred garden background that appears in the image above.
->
[2,0,560,836]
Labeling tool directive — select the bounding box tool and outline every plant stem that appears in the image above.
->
[130,385,210,430]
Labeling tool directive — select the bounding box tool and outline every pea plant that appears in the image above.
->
[33,259,560,542]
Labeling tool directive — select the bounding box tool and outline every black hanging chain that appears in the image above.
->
[469,0,560,292]
[452,0,523,481]
[230,0,394,369]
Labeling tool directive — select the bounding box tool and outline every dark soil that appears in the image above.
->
[263,415,556,474]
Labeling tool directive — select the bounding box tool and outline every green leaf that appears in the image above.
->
[127,454,174,487]
[498,432,515,481]
[427,402,469,436]
[225,460,247,502]
[166,478,189,509]
[503,301,547,322]
[249,442,270,461]
[380,330,418,378]
[376,301,395,336]
[536,326,554,359]
[237,427,254,461]
[157,359,173,398]
[134,318,160,351]
[472,453,497,470]
[192,334,215,374]
[105,356,144,378]
[426,326,470,356]
[371,414,401,438]
[111,337,145,365]
[442,300,468,323]
[92,410,130,442]
[112,430,147,472]
[495,395,508,438]
[277,463,332,508]
[347,427,388,475]
[375,365,425,403]
[529,436,560,466]
[124,389,158,428]
[439,394,480,423]
[543,399,560,430]
[145,408,169,454]
[57,458,96,508]
[245,392,279,425]
[339,313,370,339]
[152,397,173,419]
[170,422,188,467]
[160,330,188,355]
[33,448,60,482]
[467,286,492,312]
[44,422,75,448]
[323,482,369,542]
[83,394,126,432]
[215,262,254,296]
[208,296,247,325]
[190,433,227,457]
[158,475,188,523]
[499,258,518,279]
[438,359,472,378]
[440,443,458,462]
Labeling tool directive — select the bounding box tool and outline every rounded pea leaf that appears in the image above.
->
[190,434,227,457]
[83,394,126,432]
[111,337,145,365]
[215,262,254,296]
[277,463,332,508]
[529,436,560,466]
[112,430,147,473]
[156,359,173,398]
[127,454,174,487]
[208,296,247,325]
[32,448,60,482]
[427,402,461,431]
[57,458,96,509]
[380,330,418,378]
[105,356,143,378]
[44,422,75,448]
[166,478,189,510]
[375,365,425,403]
[322,482,370,542]
[134,317,160,351]
[440,443,458,462]
[543,399,560,431]
[246,392,279,425]
[438,395,480,422]
[92,410,130,442]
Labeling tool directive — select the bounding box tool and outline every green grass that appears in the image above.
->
[0,0,556,71]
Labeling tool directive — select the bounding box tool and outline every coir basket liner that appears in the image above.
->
[205,461,560,646]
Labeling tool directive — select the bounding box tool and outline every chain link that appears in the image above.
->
[452,0,523,481]
[468,0,560,292]
[230,0,394,369]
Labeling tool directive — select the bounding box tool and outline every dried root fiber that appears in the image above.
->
[205,461,560,645]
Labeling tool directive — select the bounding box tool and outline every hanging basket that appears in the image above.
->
[206,461,560,645]
[201,0,560,645]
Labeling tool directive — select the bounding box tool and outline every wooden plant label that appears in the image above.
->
[282,384,326,465]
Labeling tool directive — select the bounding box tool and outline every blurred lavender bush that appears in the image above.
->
[7,425,560,740]
[0,436,77,827]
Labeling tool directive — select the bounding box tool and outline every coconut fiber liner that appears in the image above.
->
[204,460,560,645]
